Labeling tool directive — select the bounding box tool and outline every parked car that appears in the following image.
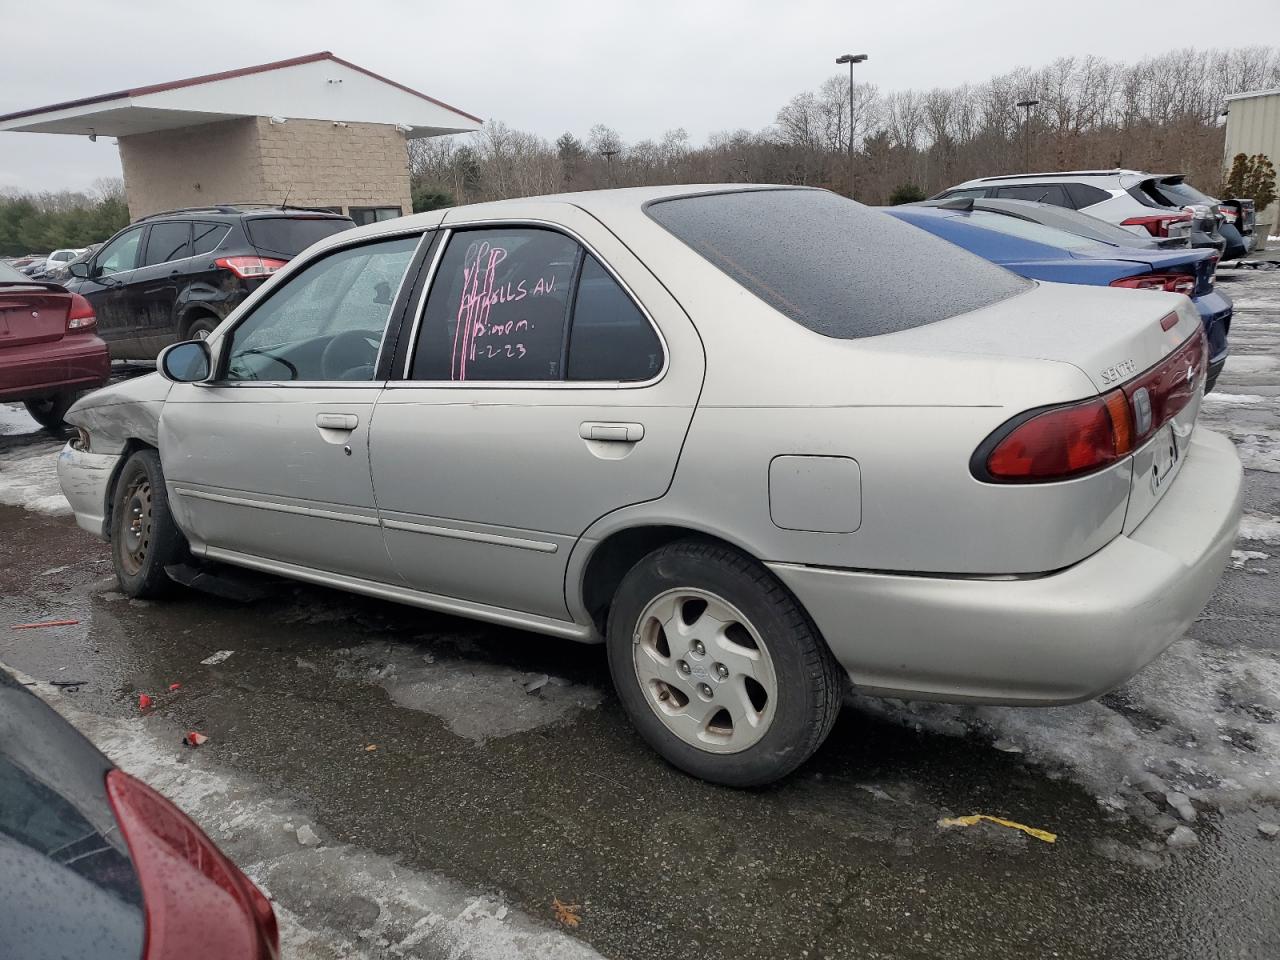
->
[43,248,86,273]
[1138,176,1256,260]
[44,244,101,283]
[933,170,1228,255]
[918,195,1190,249]
[886,201,1232,392]
[57,186,1242,787]
[0,666,279,960]
[0,260,109,429]
[66,205,354,360]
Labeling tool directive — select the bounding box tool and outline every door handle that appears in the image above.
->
[580,421,644,442]
[316,413,358,431]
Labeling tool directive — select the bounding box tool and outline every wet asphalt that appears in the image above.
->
[3,271,1280,959]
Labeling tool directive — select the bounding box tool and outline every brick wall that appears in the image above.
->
[118,116,414,221]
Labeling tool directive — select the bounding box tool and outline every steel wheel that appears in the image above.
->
[118,476,153,578]
[632,588,778,754]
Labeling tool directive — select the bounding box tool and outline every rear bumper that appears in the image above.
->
[769,428,1243,706]
[1193,289,1231,393]
[0,335,110,402]
[56,443,120,539]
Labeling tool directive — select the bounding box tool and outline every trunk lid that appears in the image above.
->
[0,287,69,349]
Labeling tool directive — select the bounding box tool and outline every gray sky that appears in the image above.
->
[3,0,1278,193]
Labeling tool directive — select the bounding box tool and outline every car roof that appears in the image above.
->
[131,204,352,224]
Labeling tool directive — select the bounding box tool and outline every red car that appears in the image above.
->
[0,260,109,429]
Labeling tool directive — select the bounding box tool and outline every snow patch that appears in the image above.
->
[1239,513,1280,543]
[0,444,70,515]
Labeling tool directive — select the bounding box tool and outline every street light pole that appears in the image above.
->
[836,53,868,199]
[1016,98,1039,170]
[600,148,620,187]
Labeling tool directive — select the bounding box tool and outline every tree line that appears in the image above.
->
[410,45,1280,209]
[0,178,128,258]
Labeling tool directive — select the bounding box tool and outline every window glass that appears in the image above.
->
[567,256,662,381]
[243,216,352,259]
[962,210,1112,252]
[411,228,579,381]
[192,222,230,256]
[95,228,143,275]
[648,189,1029,339]
[350,206,403,226]
[223,234,419,382]
[994,183,1071,207]
[1064,182,1112,209]
[1149,179,1216,207]
[938,188,988,200]
[142,221,191,266]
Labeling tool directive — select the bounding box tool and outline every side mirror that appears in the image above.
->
[158,340,212,383]
[68,261,90,279]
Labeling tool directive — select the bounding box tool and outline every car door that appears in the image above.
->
[159,230,426,581]
[369,205,705,623]
[78,225,145,348]
[131,219,193,356]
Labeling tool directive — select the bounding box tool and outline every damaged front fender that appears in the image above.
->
[66,372,172,455]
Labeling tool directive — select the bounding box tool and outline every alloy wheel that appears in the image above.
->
[632,588,778,754]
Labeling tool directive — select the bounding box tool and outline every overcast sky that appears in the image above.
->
[3,0,1278,193]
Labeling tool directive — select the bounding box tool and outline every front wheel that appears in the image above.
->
[24,392,77,431]
[185,314,219,341]
[110,449,188,598]
[606,539,844,787]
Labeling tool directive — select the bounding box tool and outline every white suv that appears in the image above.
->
[934,170,1227,254]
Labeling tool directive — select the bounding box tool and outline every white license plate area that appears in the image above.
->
[1148,424,1182,496]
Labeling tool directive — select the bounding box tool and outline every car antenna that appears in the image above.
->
[938,196,974,211]
[279,184,293,211]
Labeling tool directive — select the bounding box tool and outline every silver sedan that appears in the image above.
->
[57,185,1243,786]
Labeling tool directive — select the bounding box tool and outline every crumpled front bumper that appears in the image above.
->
[56,443,120,540]
[768,428,1243,706]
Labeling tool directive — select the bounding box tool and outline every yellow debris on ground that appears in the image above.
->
[938,814,1058,843]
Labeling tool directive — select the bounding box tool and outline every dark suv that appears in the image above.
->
[67,205,354,359]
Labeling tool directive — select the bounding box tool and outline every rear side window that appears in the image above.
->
[568,256,662,381]
[1064,182,1111,209]
[141,221,191,266]
[412,228,579,381]
[192,221,230,256]
[244,216,352,259]
[994,183,1071,207]
[647,189,1029,339]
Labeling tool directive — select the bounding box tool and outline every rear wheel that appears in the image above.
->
[110,449,188,598]
[606,539,844,787]
[23,392,77,431]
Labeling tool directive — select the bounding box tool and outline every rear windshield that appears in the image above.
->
[646,189,1030,339]
[244,216,353,259]
[1152,180,1215,207]
[962,210,1111,252]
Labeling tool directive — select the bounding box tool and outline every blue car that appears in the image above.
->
[884,203,1231,392]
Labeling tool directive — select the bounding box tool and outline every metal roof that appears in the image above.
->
[0,52,482,138]
[1224,87,1280,104]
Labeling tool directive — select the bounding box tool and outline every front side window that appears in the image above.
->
[223,234,419,382]
[411,228,579,382]
[142,221,192,266]
[95,228,143,276]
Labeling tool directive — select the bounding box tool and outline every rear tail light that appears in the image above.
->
[1218,204,1238,223]
[66,292,96,331]
[215,256,287,280]
[974,325,1205,483]
[1121,212,1192,238]
[106,770,280,960]
[1110,273,1196,295]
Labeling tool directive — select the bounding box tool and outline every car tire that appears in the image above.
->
[23,392,77,431]
[185,315,219,341]
[110,449,188,599]
[605,539,843,787]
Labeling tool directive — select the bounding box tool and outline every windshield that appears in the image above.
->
[244,216,353,259]
[961,210,1113,252]
[646,189,1029,339]
[0,262,28,282]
